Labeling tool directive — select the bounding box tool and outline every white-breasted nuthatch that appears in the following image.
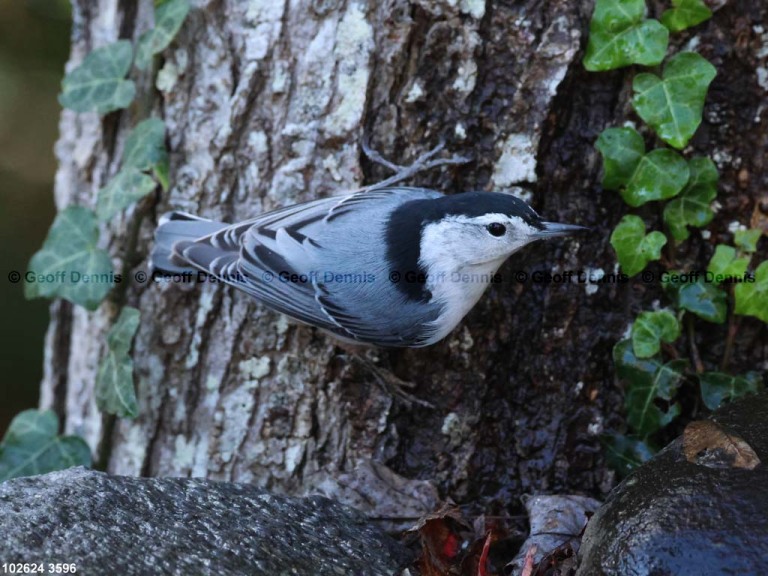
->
[150,186,585,347]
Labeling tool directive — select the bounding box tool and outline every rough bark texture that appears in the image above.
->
[42,0,768,524]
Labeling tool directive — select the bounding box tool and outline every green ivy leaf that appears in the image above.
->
[59,40,136,114]
[96,168,157,222]
[596,127,645,190]
[632,52,717,149]
[623,148,690,207]
[707,245,750,279]
[135,0,191,70]
[632,310,681,358]
[663,157,718,241]
[677,279,727,323]
[661,0,712,32]
[96,119,168,221]
[603,434,656,477]
[0,410,91,482]
[699,371,762,411]
[626,359,684,437]
[614,340,686,437]
[584,0,669,71]
[25,207,114,310]
[122,118,168,176]
[734,229,762,253]
[595,127,688,206]
[610,215,667,277]
[96,307,141,418]
[734,261,768,323]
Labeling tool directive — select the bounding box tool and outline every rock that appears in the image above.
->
[577,391,768,575]
[0,468,411,576]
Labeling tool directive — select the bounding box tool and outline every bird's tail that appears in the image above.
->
[150,212,228,274]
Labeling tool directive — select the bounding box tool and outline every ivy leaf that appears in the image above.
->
[96,119,167,221]
[610,215,667,277]
[734,229,762,253]
[595,127,688,206]
[96,307,141,418]
[632,310,681,358]
[25,207,114,310]
[614,340,686,437]
[734,261,768,323]
[584,0,668,71]
[699,372,762,411]
[96,168,157,222]
[677,280,727,323]
[122,118,169,180]
[0,410,91,482]
[632,52,717,149]
[603,434,656,478]
[59,40,136,114]
[661,0,712,32]
[623,148,690,207]
[135,0,191,70]
[596,127,645,190]
[707,245,749,279]
[663,157,718,241]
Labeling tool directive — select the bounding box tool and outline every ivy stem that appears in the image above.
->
[663,232,677,270]
[95,414,116,471]
[720,311,740,373]
[686,314,704,374]
[108,194,153,307]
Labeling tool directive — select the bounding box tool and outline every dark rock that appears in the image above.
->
[577,391,768,576]
[0,468,411,575]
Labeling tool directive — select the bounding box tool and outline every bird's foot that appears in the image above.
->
[345,352,435,409]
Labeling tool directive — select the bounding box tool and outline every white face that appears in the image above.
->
[420,212,542,270]
[417,212,543,345]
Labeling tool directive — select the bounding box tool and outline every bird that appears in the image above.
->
[150,186,585,347]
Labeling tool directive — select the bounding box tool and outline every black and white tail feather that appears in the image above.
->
[150,212,229,274]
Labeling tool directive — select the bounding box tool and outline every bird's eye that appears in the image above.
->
[486,223,506,237]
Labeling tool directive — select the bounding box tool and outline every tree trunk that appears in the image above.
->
[42,0,767,522]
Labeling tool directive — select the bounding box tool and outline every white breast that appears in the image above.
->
[418,220,506,344]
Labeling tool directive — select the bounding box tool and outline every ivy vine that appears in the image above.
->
[586,0,767,475]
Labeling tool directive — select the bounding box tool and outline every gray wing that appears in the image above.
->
[179,187,442,345]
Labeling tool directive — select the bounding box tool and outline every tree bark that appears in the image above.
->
[42,0,768,522]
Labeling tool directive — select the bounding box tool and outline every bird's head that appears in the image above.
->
[420,192,586,268]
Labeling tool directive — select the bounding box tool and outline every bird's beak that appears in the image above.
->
[534,222,590,238]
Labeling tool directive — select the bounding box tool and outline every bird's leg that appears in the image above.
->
[339,349,435,409]
[360,137,471,191]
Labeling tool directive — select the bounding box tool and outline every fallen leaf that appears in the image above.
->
[520,546,538,576]
[506,495,601,575]
[750,193,768,236]
[477,532,492,576]
[408,502,470,576]
[683,420,761,470]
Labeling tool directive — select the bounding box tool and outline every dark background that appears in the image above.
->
[0,0,70,432]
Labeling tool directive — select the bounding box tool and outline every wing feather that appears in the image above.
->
[179,187,442,344]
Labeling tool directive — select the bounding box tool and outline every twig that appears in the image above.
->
[687,314,704,374]
[359,138,471,191]
[720,308,740,372]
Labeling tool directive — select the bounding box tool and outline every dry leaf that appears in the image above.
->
[750,193,768,236]
[520,545,538,576]
[408,502,470,576]
[683,420,761,470]
[506,495,600,576]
